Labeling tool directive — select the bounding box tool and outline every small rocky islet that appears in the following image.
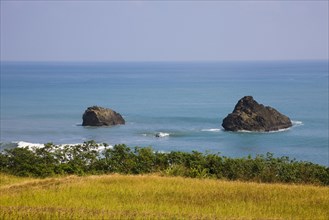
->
[82,106,125,126]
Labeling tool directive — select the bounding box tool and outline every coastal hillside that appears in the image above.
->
[1,173,328,219]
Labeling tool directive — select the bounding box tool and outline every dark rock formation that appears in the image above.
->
[82,106,125,126]
[222,96,292,132]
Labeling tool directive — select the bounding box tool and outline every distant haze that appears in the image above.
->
[1,1,328,62]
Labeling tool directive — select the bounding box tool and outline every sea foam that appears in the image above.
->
[292,120,304,126]
[201,128,222,132]
[15,141,112,151]
[235,127,292,133]
[17,141,45,149]
[155,132,170,137]
[233,120,303,134]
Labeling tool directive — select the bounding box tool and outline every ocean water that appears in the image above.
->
[1,61,328,166]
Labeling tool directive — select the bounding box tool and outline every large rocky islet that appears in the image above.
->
[222,96,292,132]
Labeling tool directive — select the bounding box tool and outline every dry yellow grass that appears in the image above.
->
[0,173,328,219]
[0,173,34,187]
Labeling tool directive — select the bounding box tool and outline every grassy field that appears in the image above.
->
[0,173,328,219]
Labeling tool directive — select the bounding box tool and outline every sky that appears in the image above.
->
[0,1,328,62]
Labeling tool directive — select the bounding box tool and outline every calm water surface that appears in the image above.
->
[1,61,328,165]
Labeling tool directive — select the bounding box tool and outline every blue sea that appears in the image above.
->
[1,61,328,166]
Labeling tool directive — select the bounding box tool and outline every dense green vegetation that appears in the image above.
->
[1,141,328,185]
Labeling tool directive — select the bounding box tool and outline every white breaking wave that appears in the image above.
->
[236,128,291,133]
[268,128,291,133]
[16,141,45,149]
[16,141,112,150]
[155,132,170,138]
[292,120,304,126]
[235,130,253,133]
[235,120,303,133]
[201,128,222,132]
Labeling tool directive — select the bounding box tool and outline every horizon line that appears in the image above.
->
[1,58,328,64]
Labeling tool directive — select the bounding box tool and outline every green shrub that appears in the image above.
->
[0,141,328,185]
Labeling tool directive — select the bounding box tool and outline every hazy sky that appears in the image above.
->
[1,1,328,62]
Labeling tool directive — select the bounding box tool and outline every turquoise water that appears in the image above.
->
[1,61,328,165]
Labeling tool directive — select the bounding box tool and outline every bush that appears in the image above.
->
[0,141,328,185]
